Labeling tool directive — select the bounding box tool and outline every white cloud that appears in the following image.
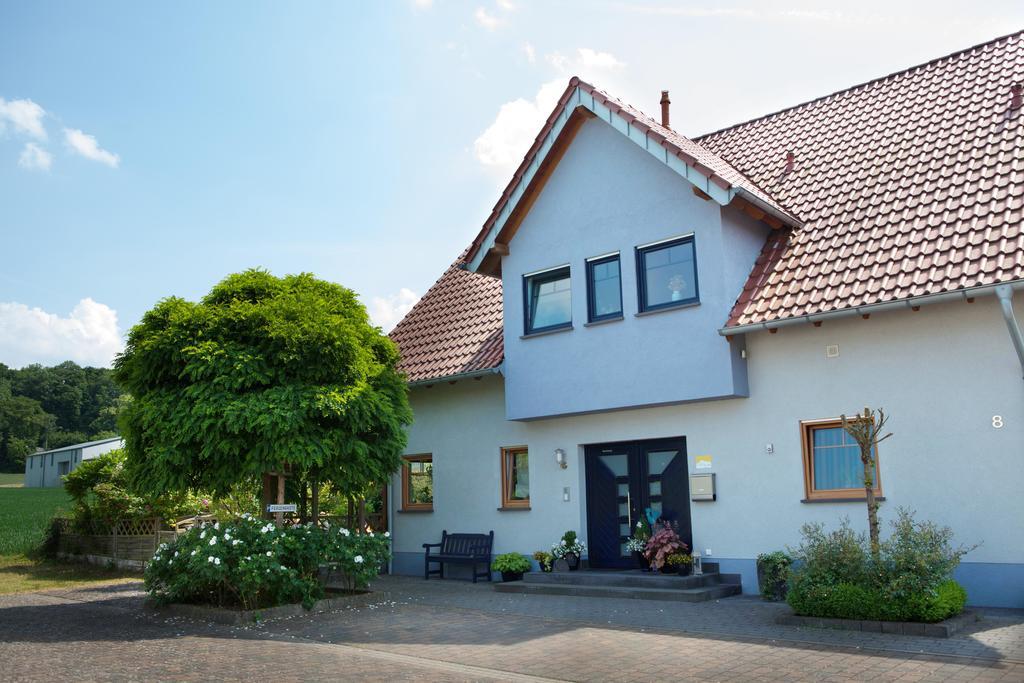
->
[369,288,420,332]
[412,0,433,8]
[0,98,47,140]
[577,48,626,71]
[474,79,565,168]
[496,0,517,10]
[0,298,123,368]
[474,7,500,30]
[522,42,536,63]
[475,47,627,171]
[63,127,120,168]
[18,143,52,171]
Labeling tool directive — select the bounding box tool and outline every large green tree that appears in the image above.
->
[113,269,413,497]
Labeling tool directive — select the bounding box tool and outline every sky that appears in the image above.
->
[1,0,1022,369]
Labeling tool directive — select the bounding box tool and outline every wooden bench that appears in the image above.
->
[423,530,494,583]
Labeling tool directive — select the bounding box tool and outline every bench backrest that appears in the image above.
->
[440,530,493,558]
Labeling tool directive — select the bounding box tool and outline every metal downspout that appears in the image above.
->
[995,285,1024,379]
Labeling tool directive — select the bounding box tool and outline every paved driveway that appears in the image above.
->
[1,576,1022,681]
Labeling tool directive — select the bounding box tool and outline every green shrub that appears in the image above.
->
[756,551,792,601]
[144,515,390,610]
[492,553,531,573]
[787,509,973,623]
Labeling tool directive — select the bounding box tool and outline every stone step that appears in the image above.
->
[494,581,742,602]
[524,570,726,590]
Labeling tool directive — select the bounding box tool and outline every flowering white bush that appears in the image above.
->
[550,530,586,559]
[145,516,391,609]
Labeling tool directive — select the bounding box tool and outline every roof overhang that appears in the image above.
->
[465,78,802,277]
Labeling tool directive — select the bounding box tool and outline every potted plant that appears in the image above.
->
[551,530,586,570]
[665,552,693,576]
[627,518,652,570]
[533,550,554,573]
[643,520,688,573]
[493,553,531,582]
[756,551,792,601]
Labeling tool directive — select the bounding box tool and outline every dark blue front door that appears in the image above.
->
[584,438,691,569]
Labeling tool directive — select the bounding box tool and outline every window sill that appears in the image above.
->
[398,507,434,513]
[521,325,573,340]
[801,496,885,504]
[635,301,700,317]
[497,505,531,511]
[584,315,624,327]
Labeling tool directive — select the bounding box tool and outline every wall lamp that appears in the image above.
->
[554,448,567,469]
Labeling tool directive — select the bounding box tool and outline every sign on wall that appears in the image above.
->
[695,455,712,470]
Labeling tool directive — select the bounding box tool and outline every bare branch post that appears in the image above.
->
[841,407,893,558]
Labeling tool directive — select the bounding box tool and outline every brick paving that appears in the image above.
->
[0,577,1022,682]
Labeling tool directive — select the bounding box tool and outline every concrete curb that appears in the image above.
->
[776,610,979,638]
[150,591,369,625]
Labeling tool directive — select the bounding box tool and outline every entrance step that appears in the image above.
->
[494,570,742,602]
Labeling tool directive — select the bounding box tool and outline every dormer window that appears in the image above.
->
[524,266,571,334]
[586,253,622,322]
[636,235,699,312]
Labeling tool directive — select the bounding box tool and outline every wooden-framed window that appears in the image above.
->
[500,446,530,509]
[636,235,699,312]
[800,418,882,501]
[401,454,433,511]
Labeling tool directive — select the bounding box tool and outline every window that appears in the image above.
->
[636,235,699,312]
[500,447,530,508]
[401,454,433,511]
[58,461,70,476]
[586,254,622,322]
[524,266,571,334]
[800,419,882,501]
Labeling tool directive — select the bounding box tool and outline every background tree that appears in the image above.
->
[0,386,56,471]
[841,407,892,558]
[113,269,413,506]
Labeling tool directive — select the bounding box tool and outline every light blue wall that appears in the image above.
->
[500,117,768,420]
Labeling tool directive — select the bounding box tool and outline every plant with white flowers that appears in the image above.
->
[144,516,390,610]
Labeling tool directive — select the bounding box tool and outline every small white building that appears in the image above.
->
[23,437,124,488]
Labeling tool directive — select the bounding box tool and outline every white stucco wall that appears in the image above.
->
[392,296,1024,605]
[501,117,768,419]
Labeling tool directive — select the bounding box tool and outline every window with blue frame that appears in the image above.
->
[636,235,699,312]
[523,266,572,334]
[586,253,622,322]
[801,419,882,501]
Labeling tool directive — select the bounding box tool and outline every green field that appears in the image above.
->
[0,472,24,487]
[0,485,71,555]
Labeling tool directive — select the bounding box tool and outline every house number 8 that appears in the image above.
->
[992,416,1004,429]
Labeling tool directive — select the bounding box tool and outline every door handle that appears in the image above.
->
[626,490,632,531]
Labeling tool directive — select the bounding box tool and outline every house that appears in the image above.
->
[387,32,1024,608]
[23,437,124,488]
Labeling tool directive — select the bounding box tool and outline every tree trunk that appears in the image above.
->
[261,473,274,520]
[357,498,366,532]
[311,475,320,523]
[862,445,880,559]
[299,479,309,524]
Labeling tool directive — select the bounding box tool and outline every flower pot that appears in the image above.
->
[564,552,580,571]
[500,571,524,582]
[660,564,678,574]
[632,551,651,571]
[677,564,692,577]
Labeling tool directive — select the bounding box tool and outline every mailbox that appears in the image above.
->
[690,473,716,501]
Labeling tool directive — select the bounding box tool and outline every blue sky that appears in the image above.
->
[1,0,1022,368]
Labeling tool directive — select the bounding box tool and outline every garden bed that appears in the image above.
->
[776,610,978,638]
[151,588,370,625]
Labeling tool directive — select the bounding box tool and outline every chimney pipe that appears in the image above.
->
[660,90,671,128]
[1011,83,1023,110]
[784,151,795,174]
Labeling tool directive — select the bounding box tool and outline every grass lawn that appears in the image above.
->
[0,480,140,594]
[0,472,24,487]
[0,554,138,594]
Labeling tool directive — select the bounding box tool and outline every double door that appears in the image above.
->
[584,438,691,569]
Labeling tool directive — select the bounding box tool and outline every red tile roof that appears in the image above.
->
[392,31,1024,382]
[698,31,1024,328]
[389,253,503,384]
